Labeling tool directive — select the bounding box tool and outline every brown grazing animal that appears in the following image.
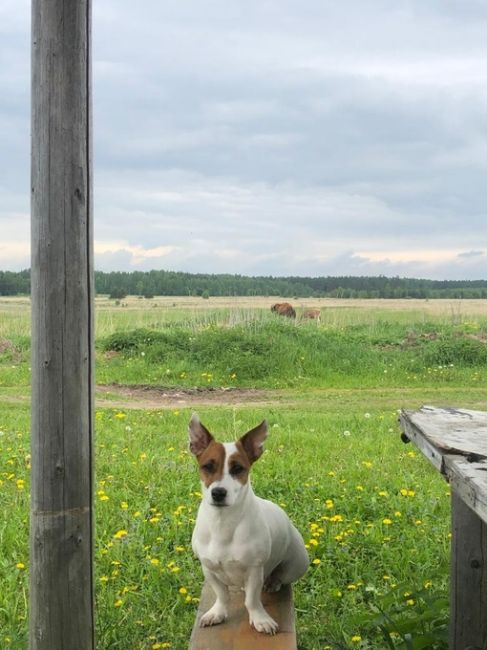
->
[302,308,321,321]
[271,302,296,318]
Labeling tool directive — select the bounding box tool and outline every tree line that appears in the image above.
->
[2,269,487,299]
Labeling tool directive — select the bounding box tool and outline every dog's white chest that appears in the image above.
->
[202,557,248,587]
[193,518,266,588]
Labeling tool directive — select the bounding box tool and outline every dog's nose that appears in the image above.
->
[211,487,227,503]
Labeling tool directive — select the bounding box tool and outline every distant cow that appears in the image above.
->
[271,302,296,318]
[302,308,321,321]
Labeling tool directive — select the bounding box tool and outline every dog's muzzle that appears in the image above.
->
[211,487,227,505]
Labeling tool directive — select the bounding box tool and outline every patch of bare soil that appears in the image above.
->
[0,338,14,354]
[96,384,275,409]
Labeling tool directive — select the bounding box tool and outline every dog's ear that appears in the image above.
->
[188,413,214,457]
[239,420,268,463]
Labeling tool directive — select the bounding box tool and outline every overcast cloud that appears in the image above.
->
[1,0,487,279]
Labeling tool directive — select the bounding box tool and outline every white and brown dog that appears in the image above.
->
[189,414,309,635]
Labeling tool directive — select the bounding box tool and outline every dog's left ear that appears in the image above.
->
[188,413,214,457]
[239,420,268,463]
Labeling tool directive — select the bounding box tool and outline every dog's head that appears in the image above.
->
[188,413,268,508]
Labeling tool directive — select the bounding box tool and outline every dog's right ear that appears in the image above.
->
[188,413,214,457]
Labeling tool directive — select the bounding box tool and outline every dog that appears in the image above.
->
[189,414,309,634]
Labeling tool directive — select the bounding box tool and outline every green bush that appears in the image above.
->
[421,336,487,367]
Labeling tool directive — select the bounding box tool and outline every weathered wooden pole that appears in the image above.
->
[30,0,94,648]
[449,491,487,649]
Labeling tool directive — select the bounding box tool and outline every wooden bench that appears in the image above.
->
[189,582,297,649]
[400,406,487,650]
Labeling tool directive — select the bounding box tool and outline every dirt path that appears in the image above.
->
[4,384,487,412]
[96,384,278,409]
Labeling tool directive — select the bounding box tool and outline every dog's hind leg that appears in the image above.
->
[263,566,283,593]
[269,526,310,587]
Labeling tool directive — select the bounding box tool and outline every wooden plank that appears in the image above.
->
[402,406,487,459]
[450,491,487,649]
[30,0,94,648]
[399,410,445,472]
[443,455,487,525]
[189,583,296,650]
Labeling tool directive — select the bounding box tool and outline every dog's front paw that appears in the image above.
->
[249,609,279,635]
[200,603,228,627]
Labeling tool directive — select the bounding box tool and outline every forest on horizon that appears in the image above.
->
[2,268,487,300]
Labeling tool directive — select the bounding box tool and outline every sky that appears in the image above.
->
[1,0,487,280]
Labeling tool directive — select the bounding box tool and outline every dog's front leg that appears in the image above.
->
[244,566,279,634]
[199,567,230,627]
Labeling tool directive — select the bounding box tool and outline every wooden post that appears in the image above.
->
[30,0,94,648]
[400,407,487,650]
[450,491,487,650]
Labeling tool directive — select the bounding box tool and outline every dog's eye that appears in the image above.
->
[230,464,244,476]
[201,462,215,473]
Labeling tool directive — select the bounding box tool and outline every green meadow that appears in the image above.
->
[1,296,487,649]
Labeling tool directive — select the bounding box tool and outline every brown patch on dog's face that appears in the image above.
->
[227,441,251,485]
[197,440,226,488]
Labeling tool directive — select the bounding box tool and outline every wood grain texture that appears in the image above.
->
[401,406,487,459]
[189,583,297,650]
[400,407,487,524]
[30,0,94,648]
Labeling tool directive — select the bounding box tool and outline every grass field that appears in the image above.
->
[1,296,487,649]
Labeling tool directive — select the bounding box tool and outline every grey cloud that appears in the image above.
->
[457,250,485,259]
[2,0,487,278]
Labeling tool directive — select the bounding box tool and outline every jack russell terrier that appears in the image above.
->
[189,414,309,635]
